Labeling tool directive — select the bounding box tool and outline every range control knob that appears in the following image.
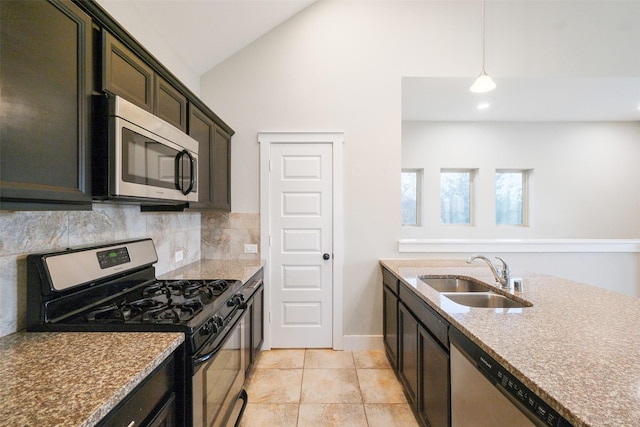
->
[227,294,246,308]
[213,316,224,329]
[200,319,217,336]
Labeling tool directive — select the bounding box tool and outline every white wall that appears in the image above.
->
[402,121,640,239]
[199,1,640,340]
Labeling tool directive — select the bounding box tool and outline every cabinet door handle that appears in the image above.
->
[126,421,135,427]
[323,253,331,260]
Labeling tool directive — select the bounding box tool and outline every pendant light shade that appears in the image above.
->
[470,0,495,93]
[470,71,496,93]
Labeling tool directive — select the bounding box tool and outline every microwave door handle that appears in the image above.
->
[174,150,185,193]
[186,150,195,194]
[174,150,195,195]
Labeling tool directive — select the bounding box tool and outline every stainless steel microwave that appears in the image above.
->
[93,95,198,204]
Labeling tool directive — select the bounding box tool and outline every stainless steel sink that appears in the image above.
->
[420,276,489,292]
[442,293,529,308]
[420,275,531,309]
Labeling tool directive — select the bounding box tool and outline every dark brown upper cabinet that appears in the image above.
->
[211,126,232,211]
[0,0,93,210]
[155,76,188,132]
[103,31,187,132]
[103,31,154,112]
[188,104,231,211]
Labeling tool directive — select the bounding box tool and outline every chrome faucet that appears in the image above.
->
[467,255,511,289]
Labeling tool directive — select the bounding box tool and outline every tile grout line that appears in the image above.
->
[354,351,374,427]
[296,349,306,426]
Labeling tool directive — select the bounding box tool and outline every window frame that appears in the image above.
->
[439,168,476,226]
[495,168,531,227]
[401,168,423,226]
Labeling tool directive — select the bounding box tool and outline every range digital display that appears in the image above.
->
[96,246,131,269]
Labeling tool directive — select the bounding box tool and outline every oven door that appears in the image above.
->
[192,309,248,427]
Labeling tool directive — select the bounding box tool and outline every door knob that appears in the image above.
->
[323,253,331,260]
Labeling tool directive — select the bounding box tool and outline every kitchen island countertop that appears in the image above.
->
[0,331,183,427]
[380,258,640,427]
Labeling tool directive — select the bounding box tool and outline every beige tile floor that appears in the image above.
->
[239,349,420,427]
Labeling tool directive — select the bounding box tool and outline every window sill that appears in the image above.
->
[398,239,640,253]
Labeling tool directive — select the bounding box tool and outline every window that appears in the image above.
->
[401,169,422,226]
[496,170,529,226]
[440,169,474,224]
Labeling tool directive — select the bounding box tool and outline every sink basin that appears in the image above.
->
[420,277,489,292]
[442,293,529,308]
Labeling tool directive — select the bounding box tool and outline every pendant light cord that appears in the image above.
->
[481,0,486,72]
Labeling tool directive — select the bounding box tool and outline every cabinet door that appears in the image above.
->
[251,284,264,364]
[211,126,232,211]
[188,104,232,211]
[98,355,175,427]
[188,104,214,208]
[242,307,252,375]
[399,303,418,404]
[155,75,187,132]
[419,326,450,427]
[0,0,92,209]
[146,393,176,427]
[103,30,154,112]
[383,285,398,369]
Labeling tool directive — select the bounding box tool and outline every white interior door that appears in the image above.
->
[269,142,333,348]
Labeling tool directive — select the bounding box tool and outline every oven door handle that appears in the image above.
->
[193,308,244,367]
[247,280,263,290]
[233,390,249,427]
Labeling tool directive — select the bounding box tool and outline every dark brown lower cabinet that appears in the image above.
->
[383,285,399,369]
[242,304,252,375]
[399,302,419,404]
[399,301,450,427]
[418,325,450,427]
[392,276,451,427]
[146,394,176,427]
[98,353,176,427]
[251,283,264,365]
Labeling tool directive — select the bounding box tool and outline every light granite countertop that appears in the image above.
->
[0,259,261,427]
[0,332,183,427]
[158,258,264,283]
[380,258,640,427]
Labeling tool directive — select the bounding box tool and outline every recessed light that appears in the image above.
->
[477,103,490,110]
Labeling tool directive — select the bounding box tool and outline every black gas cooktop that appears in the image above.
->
[79,279,233,324]
[26,238,244,354]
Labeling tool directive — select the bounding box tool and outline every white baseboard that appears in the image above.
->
[259,336,384,351]
[341,335,384,351]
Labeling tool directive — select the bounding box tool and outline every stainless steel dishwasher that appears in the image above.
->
[449,328,573,427]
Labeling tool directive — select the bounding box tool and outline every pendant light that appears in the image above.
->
[470,0,496,93]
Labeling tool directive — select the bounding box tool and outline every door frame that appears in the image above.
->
[258,132,344,350]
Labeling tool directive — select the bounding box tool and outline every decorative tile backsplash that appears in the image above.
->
[201,212,260,260]
[0,203,248,338]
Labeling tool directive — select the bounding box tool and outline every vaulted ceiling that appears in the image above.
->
[96,0,640,122]
[96,0,317,76]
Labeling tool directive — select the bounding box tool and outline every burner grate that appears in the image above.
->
[81,279,233,324]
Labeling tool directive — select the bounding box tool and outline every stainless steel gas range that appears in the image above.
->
[26,238,261,427]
